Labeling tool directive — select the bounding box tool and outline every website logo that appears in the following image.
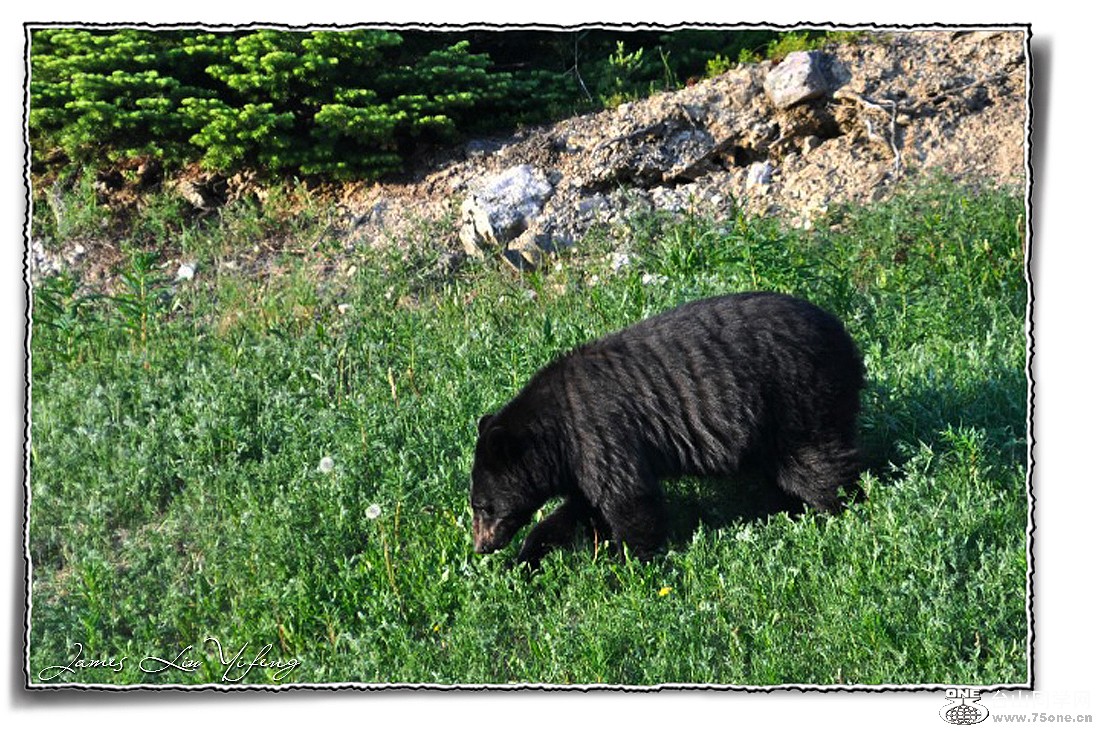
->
[940,688,991,725]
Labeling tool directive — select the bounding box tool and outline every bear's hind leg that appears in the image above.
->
[773,440,860,514]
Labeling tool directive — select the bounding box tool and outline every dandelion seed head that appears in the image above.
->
[365,504,382,520]
[318,456,335,474]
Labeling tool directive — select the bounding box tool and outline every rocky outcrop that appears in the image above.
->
[338,29,1027,271]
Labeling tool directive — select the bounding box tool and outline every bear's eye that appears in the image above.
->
[473,501,494,517]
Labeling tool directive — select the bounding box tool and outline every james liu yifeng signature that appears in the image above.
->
[38,638,301,683]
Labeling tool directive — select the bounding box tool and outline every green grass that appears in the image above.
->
[28,177,1028,687]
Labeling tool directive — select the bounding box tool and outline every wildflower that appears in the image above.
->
[365,504,382,520]
[641,273,669,286]
[317,456,335,474]
[658,586,672,597]
[610,251,631,272]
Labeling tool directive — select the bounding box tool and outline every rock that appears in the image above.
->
[64,243,87,266]
[231,31,1027,284]
[464,139,497,159]
[176,173,228,212]
[436,250,466,275]
[30,239,61,283]
[609,251,631,273]
[964,86,991,112]
[135,158,162,188]
[501,239,544,271]
[176,262,196,281]
[459,164,554,258]
[661,126,720,182]
[747,161,775,186]
[503,215,575,270]
[576,193,611,220]
[437,33,1022,259]
[764,51,830,109]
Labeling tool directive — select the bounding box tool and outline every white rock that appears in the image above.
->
[610,251,631,272]
[459,165,555,257]
[747,161,775,186]
[764,51,829,109]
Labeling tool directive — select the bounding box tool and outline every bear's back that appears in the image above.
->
[547,292,863,477]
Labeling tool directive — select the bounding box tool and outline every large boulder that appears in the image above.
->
[459,164,555,257]
[764,51,830,109]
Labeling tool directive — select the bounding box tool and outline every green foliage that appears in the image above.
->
[30,29,563,180]
[109,249,172,353]
[29,30,208,165]
[30,28,857,181]
[32,273,101,373]
[29,179,1028,686]
[601,41,650,106]
[586,30,780,105]
[34,176,111,244]
[705,54,735,79]
[736,30,873,64]
[765,31,823,59]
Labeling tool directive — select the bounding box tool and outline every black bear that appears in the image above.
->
[469,291,864,566]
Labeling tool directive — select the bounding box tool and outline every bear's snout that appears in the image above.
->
[472,513,502,554]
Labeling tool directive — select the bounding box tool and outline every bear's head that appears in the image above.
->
[469,412,551,554]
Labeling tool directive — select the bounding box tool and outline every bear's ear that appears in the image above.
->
[477,412,495,435]
[479,424,526,465]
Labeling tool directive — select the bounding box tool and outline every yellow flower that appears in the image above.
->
[658,586,672,597]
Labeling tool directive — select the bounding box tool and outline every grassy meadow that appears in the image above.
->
[28,178,1029,687]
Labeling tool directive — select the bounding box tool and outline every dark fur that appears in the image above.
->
[469,291,864,565]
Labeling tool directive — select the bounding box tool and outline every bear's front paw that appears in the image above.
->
[516,533,552,569]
